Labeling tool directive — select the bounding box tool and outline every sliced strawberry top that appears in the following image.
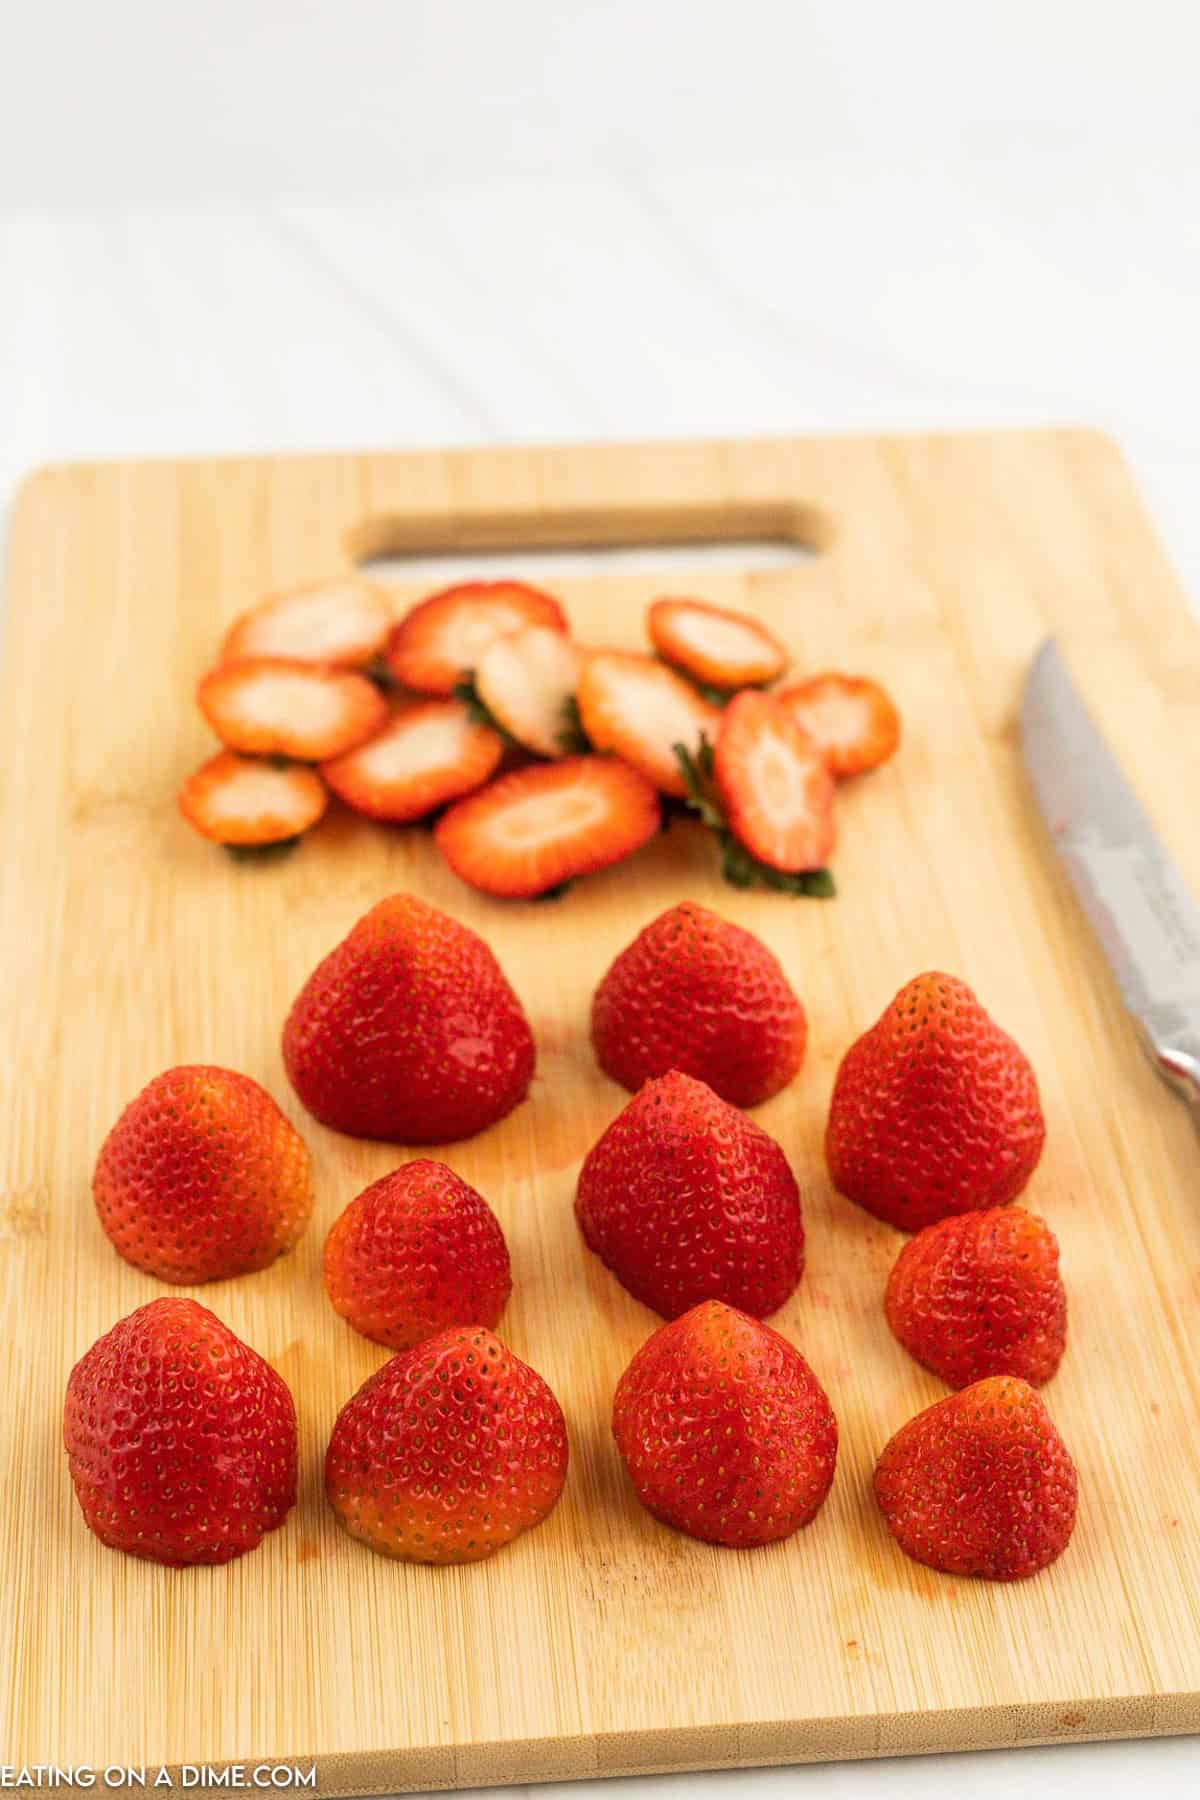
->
[714,690,835,872]
[221,577,394,668]
[776,673,900,777]
[648,596,787,688]
[576,650,720,796]
[474,625,583,758]
[321,699,502,823]
[178,751,328,845]
[197,657,388,761]
[386,581,568,695]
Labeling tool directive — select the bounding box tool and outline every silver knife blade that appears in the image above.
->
[1020,638,1200,1108]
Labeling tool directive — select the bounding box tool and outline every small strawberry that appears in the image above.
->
[576,650,720,796]
[776,673,900,777]
[874,1375,1078,1580]
[647,596,787,689]
[197,657,388,761]
[576,1069,804,1319]
[220,577,394,668]
[93,1065,313,1283]
[826,973,1046,1231]
[63,1297,297,1566]
[386,581,568,696]
[178,750,328,846]
[435,755,660,899]
[612,1301,837,1547]
[320,697,502,822]
[323,1159,512,1349]
[591,901,807,1106]
[714,689,835,872]
[325,1325,569,1563]
[282,893,535,1142]
[472,625,584,758]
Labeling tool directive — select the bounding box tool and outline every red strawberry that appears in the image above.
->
[320,698,502,822]
[325,1325,568,1563]
[591,901,807,1106]
[776,673,900,777]
[576,650,720,796]
[885,1207,1067,1388]
[714,690,835,871]
[282,893,535,1142]
[473,624,583,758]
[63,1298,297,1566]
[612,1300,837,1547]
[386,581,568,696]
[197,657,388,761]
[826,973,1046,1231]
[575,1069,804,1319]
[178,750,327,846]
[323,1159,511,1349]
[874,1375,1078,1580]
[221,577,394,668]
[93,1066,313,1283]
[647,596,787,689]
[435,755,660,899]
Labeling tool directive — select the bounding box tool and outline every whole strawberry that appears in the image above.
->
[613,1301,837,1547]
[282,894,535,1143]
[874,1375,1077,1580]
[886,1207,1067,1388]
[576,1069,804,1319]
[93,1066,313,1283]
[63,1298,297,1566]
[826,973,1045,1231]
[325,1326,568,1563]
[324,1160,512,1350]
[591,901,807,1107]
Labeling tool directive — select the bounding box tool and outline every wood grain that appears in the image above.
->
[2,432,1199,1793]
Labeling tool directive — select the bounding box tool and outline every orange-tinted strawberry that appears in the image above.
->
[178,750,328,846]
[576,650,720,796]
[826,973,1046,1231]
[325,1325,568,1563]
[220,577,394,668]
[776,673,900,777]
[714,690,835,871]
[874,1375,1078,1580]
[576,1070,804,1319]
[197,657,388,761]
[321,697,502,822]
[435,755,660,899]
[612,1301,837,1547]
[886,1207,1067,1388]
[386,581,568,696]
[93,1066,313,1283]
[323,1160,511,1350]
[647,596,787,689]
[63,1298,297,1566]
[591,901,807,1106]
[282,894,535,1143]
[473,624,583,758]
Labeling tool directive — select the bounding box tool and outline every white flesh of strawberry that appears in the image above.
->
[668,607,774,672]
[347,706,476,782]
[227,581,392,663]
[475,627,581,757]
[785,687,870,758]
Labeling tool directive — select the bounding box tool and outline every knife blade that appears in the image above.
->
[1019,638,1200,1109]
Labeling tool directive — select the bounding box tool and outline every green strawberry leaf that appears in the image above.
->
[673,736,836,899]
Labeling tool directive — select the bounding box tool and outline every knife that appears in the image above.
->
[1020,638,1200,1110]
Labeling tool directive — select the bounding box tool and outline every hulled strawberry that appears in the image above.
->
[575,1069,804,1319]
[282,894,535,1143]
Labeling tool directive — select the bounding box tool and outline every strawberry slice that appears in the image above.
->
[576,651,720,797]
[473,626,584,758]
[714,691,835,872]
[386,582,568,696]
[776,673,900,776]
[648,597,787,689]
[321,698,503,822]
[435,756,660,898]
[221,578,394,669]
[197,657,388,761]
[178,751,327,845]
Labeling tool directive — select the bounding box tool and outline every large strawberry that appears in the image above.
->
[575,1069,804,1318]
[63,1298,297,1566]
[325,1325,568,1563]
[874,1375,1077,1580]
[591,901,807,1107]
[612,1300,837,1547]
[886,1207,1067,1388]
[93,1065,313,1283]
[282,894,535,1143]
[825,972,1045,1230]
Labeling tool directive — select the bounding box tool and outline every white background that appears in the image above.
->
[3,2,1200,1795]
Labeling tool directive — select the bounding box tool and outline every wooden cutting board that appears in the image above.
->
[3,432,1200,1794]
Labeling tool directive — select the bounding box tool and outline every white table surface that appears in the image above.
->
[3,1,1199,1794]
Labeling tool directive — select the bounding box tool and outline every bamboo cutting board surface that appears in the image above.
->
[3,431,1200,1793]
